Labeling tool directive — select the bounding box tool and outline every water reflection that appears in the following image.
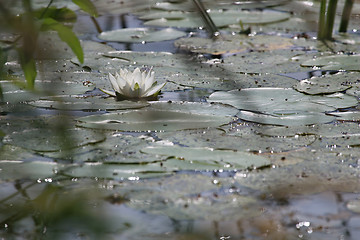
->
[159,89,213,102]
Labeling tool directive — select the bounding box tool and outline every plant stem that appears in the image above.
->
[191,0,220,38]
[91,16,102,33]
[324,0,338,40]
[39,0,54,19]
[339,0,354,33]
[317,0,327,40]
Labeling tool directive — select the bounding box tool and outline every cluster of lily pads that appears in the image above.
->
[1,0,360,239]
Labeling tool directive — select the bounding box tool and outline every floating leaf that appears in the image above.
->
[293,73,353,95]
[236,110,335,126]
[142,10,290,28]
[258,122,360,137]
[1,81,93,103]
[98,28,186,43]
[63,162,170,180]
[142,145,270,170]
[329,111,360,121]
[42,133,165,163]
[77,101,238,131]
[157,128,316,153]
[208,88,357,113]
[120,173,261,221]
[29,96,149,111]
[0,161,62,181]
[175,35,294,55]
[301,54,360,71]
[7,128,105,152]
[208,88,357,125]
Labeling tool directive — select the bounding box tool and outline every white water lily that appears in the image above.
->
[101,67,166,100]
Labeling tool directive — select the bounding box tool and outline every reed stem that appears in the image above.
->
[339,0,354,33]
[323,0,338,40]
[191,0,220,38]
[317,0,327,39]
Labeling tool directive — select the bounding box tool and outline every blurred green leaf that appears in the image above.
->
[17,48,37,89]
[34,7,77,22]
[72,0,98,17]
[41,18,84,64]
[0,47,7,99]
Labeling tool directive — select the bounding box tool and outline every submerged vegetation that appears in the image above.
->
[1,0,360,239]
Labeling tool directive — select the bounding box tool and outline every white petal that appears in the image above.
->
[109,73,121,93]
[143,82,166,97]
[144,71,155,92]
[99,88,117,97]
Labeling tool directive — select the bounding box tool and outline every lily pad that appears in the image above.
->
[77,101,238,131]
[157,128,316,153]
[257,122,360,138]
[29,96,149,111]
[1,81,94,103]
[6,128,105,152]
[62,162,170,180]
[118,173,261,221]
[236,110,335,126]
[208,88,358,125]
[293,72,357,95]
[98,28,187,43]
[142,10,290,28]
[175,35,294,55]
[0,161,62,181]
[43,133,166,163]
[329,111,360,121]
[208,88,358,113]
[301,54,360,71]
[142,145,270,170]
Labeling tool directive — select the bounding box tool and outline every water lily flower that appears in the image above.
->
[101,67,166,100]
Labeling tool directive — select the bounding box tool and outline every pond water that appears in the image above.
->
[1,0,360,239]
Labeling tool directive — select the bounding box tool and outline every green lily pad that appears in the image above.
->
[7,128,105,152]
[29,96,149,111]
[236,110,335,126]
[257,122,360,137]
[329,111,360,121]
[0,145,43,161]
[293,73,354,95]
[208,88,357,114]
[1,81,93,103]
[77,101,238,132]
[98,28,187,43]
[208,88,358,126]
[142,10,290,28]
[0,161,62,181]
[93,0,158,15]
[157,128,316,153]
[62,162,170,180]
[301,54,360,71]
[42,133,166,163]
[119,173,261,221]
[175,35,294,55]
[142,145,270,170]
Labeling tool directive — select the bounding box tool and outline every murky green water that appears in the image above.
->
[1,0,360,239]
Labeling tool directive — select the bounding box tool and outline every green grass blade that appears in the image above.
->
[41,18,84,64]
[72,0,98,17]
[17,49,37,89]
